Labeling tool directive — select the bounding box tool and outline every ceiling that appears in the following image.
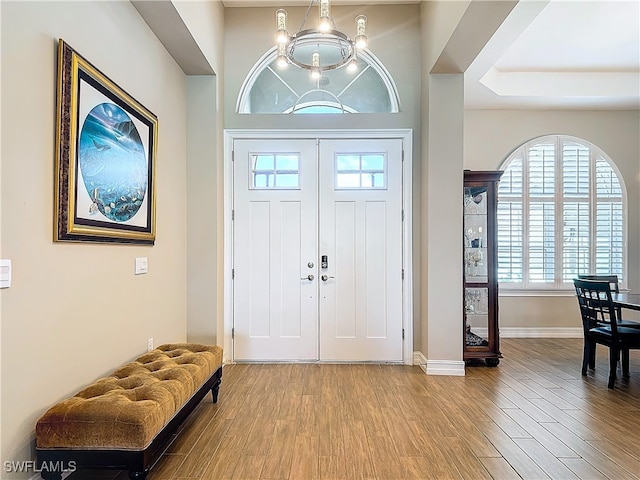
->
[223,0,640,110]
[466,0,640,110]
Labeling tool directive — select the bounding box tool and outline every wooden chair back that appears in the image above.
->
[577,275,622,318]
[577,274,619,293]
[573,278,620,337]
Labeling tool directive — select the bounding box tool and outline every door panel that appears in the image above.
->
[318,139,403,361]
[233,139,318,361]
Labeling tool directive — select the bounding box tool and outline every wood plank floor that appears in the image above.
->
[69,338,640,480]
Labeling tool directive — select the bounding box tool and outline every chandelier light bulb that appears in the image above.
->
[347,57,358,72]
[319,0,331,32]
[355,15,368,49]
[311,50,321,79]
[312,51,320,68]
[276,43,288,68]
[276,9,288,44]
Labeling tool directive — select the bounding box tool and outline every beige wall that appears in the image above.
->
[186,75,220,345]
[426,74,465,364]
[0,1,190,474]
[419,1,470,367]
[178,0,226,349]
[465,109,640,330]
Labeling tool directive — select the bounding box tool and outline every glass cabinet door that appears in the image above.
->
[463,171,502,366]
[464,186,488,282]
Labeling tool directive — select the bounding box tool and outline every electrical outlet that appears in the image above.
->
[147,338,154,352]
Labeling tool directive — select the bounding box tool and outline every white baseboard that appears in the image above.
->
[426,359,466,376]
[471,327,582,338]
[413,351,427,372]
[500,327,582,338]
[415,352,466,376]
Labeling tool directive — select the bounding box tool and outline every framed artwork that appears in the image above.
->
[54,39,157,244]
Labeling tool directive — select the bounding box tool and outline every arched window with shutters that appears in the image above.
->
[497,135,627,290]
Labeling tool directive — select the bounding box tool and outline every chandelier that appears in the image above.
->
[275,0,368,78]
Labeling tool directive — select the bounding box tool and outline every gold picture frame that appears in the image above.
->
[54,39,157,244]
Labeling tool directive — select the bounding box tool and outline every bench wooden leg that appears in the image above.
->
[211,376,222,403]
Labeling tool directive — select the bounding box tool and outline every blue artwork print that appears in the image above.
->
[78,103,147,222]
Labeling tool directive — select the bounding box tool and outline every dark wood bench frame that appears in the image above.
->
[36,366,222,480]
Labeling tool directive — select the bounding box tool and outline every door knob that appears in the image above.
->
[321,275,335,282]
[301,274,314,281]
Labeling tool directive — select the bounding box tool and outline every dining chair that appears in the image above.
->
[573,278,640,388]
[576,274,640,369]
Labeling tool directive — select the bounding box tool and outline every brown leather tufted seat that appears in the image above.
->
[36,343,223,451]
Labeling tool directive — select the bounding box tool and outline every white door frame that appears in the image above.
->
[223,129,413,365]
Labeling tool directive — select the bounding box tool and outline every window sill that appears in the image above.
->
[499,289,575,297]
[499,288,631,297]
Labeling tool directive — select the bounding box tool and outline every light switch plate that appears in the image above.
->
[0,259,11,288]
[135,257,148,275]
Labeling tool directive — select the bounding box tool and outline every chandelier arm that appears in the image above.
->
[296,0,316,34]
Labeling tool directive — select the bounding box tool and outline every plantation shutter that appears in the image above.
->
[527,142,555,284]
[594,157,624,278]
[497,158,523,283]
[561,141,590,282]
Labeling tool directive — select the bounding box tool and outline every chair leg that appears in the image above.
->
[582,339,591,375]
[608,347,618,389]
[588,340,596,369]
[622,349,630,378]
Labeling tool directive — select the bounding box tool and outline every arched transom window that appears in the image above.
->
[237,47,400,114]
[497,135,627,290]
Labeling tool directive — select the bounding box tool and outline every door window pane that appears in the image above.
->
[251,153,300,189]
[335,153,386,189]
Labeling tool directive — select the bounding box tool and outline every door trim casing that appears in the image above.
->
[223,129,413,365]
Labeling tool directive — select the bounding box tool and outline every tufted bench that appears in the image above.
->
[35,343,223,480]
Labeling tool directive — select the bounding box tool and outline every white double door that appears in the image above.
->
[233,137,403,362]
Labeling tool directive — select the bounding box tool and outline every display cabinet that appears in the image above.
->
[463,170,503,366]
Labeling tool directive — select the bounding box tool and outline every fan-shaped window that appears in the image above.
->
[237,47,400,114]
[497,135,627,290]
